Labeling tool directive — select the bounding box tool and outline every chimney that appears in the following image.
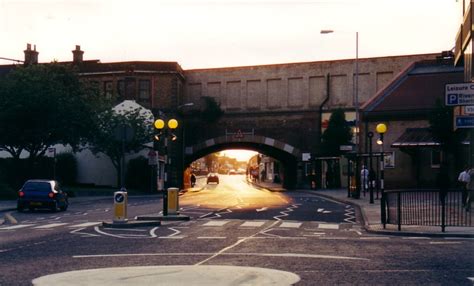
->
[24,43,39,65]
[72,45,84,64]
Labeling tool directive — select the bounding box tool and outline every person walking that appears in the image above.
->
[360,165,369,196]
[190,173,196,188]
[458,166,470,207]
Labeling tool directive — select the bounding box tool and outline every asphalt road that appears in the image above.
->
[1,175,473,285]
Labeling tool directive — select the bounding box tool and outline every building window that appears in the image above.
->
[431,149,441,168]
[117,80,125,98]
[104,81,113,99]
[139,80,150,99]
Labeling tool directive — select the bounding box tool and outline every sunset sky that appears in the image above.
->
[0,0,460,69]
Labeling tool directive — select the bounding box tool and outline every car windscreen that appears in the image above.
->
[23,182,51,192]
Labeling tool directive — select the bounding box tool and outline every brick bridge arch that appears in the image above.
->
[185,135,301,188]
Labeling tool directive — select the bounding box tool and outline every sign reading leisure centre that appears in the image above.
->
[445,83,474,106]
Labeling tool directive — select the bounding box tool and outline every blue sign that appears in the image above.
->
[455,116,474,128]
[445,83,474,106]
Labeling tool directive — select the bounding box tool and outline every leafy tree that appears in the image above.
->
[321,109,353,156]
[320,109,352,188]
[87,107,154,186]
[0,63,105,160]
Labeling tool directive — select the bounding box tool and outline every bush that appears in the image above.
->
[125,156,152,191]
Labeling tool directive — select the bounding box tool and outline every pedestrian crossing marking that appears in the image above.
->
[318,224,339,230]
[33,223,68,229]
[68,222,102,228]
[0,224,35,230]
[279,222,302,228]
[240,221,265,227]
[202,220,229,227]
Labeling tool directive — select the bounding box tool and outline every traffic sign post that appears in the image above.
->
[445,83,474,106]
[446,83,474,173]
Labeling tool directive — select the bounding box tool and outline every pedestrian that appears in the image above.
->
[360,165,369,195]
[458,166,470,207]
[466,167,474,212]
[190,173,196,187]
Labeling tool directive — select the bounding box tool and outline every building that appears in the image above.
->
[361,56,464,189]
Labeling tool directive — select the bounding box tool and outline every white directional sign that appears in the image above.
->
[445,83,474,106]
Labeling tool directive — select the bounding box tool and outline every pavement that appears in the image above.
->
[1,182,473,237]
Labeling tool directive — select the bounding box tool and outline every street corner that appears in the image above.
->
[32,265,301,286]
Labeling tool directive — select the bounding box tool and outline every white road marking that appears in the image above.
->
[68,222,102,228]
[70,227,100,237]
[402,237,430,240]
[0,224,35,230]
[318,223,339,230]
[279,222,302,228]
[360,236,390,240]
[158,236,185,239]
[73,252,369,261]
[202,220,229,227]
[33,223,68,229]
[197,237,227,239]
[240,221,265,227]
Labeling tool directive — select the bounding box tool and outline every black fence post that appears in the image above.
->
[397,192,401,231]
[441,191,446,233]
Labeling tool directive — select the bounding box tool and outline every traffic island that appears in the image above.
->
[135,214,190,221]
[102,219,161,228]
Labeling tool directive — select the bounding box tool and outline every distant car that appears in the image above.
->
[228,169,237,175]
[207,173,219,184]
[17,180,69,212]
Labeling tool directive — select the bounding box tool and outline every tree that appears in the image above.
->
[0,63,105,160]
[87,107,154,186]
[321,109,353,156]
[320,109,353,188]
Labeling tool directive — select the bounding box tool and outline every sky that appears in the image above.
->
[0,0,461,69]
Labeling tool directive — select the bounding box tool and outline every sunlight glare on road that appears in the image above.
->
[220,149,257,162]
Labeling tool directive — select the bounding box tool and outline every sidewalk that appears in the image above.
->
[252,180,474,238]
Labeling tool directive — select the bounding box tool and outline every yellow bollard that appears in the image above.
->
[113,190,128,223]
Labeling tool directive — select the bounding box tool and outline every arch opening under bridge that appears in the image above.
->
[184,135,301,189]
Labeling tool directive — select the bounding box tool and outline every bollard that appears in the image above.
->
[167,187,179,215]
[113,189,128,223]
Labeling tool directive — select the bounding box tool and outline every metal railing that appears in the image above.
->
[385,189,473,232]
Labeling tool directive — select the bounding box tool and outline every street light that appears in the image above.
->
[154,118,179,216]
[367,131,374,204]
[376,123,387,228]
[320,30,359,149]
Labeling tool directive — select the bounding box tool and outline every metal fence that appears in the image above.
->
[385,189,473,232]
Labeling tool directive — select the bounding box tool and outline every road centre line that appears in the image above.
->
[198,237,227,239]
[73,252,369,261]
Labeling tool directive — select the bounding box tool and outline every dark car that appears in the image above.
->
[17,180,69,212]
[206,173,219,184]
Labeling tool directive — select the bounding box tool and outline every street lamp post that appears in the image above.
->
[367,131,374,204]
[376,123,387,228]
[154,118,178,216]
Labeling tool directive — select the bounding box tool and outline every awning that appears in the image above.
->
[391,128,439,148]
